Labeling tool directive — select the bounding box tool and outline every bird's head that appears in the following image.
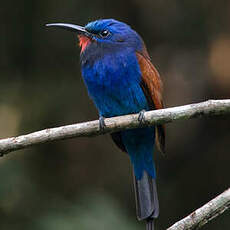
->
[46,19,145,57]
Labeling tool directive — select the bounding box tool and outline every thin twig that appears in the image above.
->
[0,99,230,156]
[167,188,230,230]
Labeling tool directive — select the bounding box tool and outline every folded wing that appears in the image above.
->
[136,51,165,154]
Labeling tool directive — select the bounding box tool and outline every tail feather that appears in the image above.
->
[133,170,159,228]
[146,219,155,230]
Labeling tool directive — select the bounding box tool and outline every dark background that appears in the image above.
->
[1,1,230,229]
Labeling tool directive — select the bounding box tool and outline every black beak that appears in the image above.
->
[46,23,90,36]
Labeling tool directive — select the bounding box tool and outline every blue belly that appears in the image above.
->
[81,51,149,117]
[81,50,156,179]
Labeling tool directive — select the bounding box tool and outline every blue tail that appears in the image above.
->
[121,127,159,226]
[121,127,156,179]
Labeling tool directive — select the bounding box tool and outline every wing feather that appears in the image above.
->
[137,52,165,154]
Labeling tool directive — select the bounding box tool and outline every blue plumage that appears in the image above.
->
[81,49,149,116]
[80,20,155,179]
[47,18,163,228]
[121,127,156,179]
[84,19,143,49]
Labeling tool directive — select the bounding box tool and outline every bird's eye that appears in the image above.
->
[100,30,110,38]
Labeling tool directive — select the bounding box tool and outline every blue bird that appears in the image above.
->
[46,19,165,230]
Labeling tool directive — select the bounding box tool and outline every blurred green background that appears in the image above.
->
[1,0,230,229]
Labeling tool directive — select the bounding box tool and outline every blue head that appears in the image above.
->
[46,19,149,117]
[46,19,146,63]
[84,19,143,49]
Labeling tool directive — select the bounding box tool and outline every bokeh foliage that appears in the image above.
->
[1,0,230,229]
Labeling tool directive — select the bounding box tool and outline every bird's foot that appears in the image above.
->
[99,116,106,132]
[138,110,146,124]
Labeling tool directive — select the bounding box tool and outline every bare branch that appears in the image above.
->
[0,99,230,156]
[167,188,230,230]
[0,100,230,229]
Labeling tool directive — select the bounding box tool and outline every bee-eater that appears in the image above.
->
[46,19,165,230]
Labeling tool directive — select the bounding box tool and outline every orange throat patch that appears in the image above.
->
[78,35,91,53]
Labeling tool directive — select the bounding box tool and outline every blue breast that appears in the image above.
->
[81,48,156,179]
[81,49,149,117]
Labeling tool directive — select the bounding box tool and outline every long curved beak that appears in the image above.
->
[46,23,90,36]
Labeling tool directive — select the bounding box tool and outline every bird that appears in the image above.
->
[46,19,165,230]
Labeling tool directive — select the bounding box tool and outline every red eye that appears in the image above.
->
[100,30,110,37]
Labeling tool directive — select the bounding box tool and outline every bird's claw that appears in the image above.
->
[138,110,146,124]
[99,116,106,132]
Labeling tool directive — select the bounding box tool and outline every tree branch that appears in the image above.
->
[167,188,230,230]
[0,100,230,228]
[0,99,230,156]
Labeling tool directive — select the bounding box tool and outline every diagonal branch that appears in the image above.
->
[0,99,230,156]
[167,188,230,230]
